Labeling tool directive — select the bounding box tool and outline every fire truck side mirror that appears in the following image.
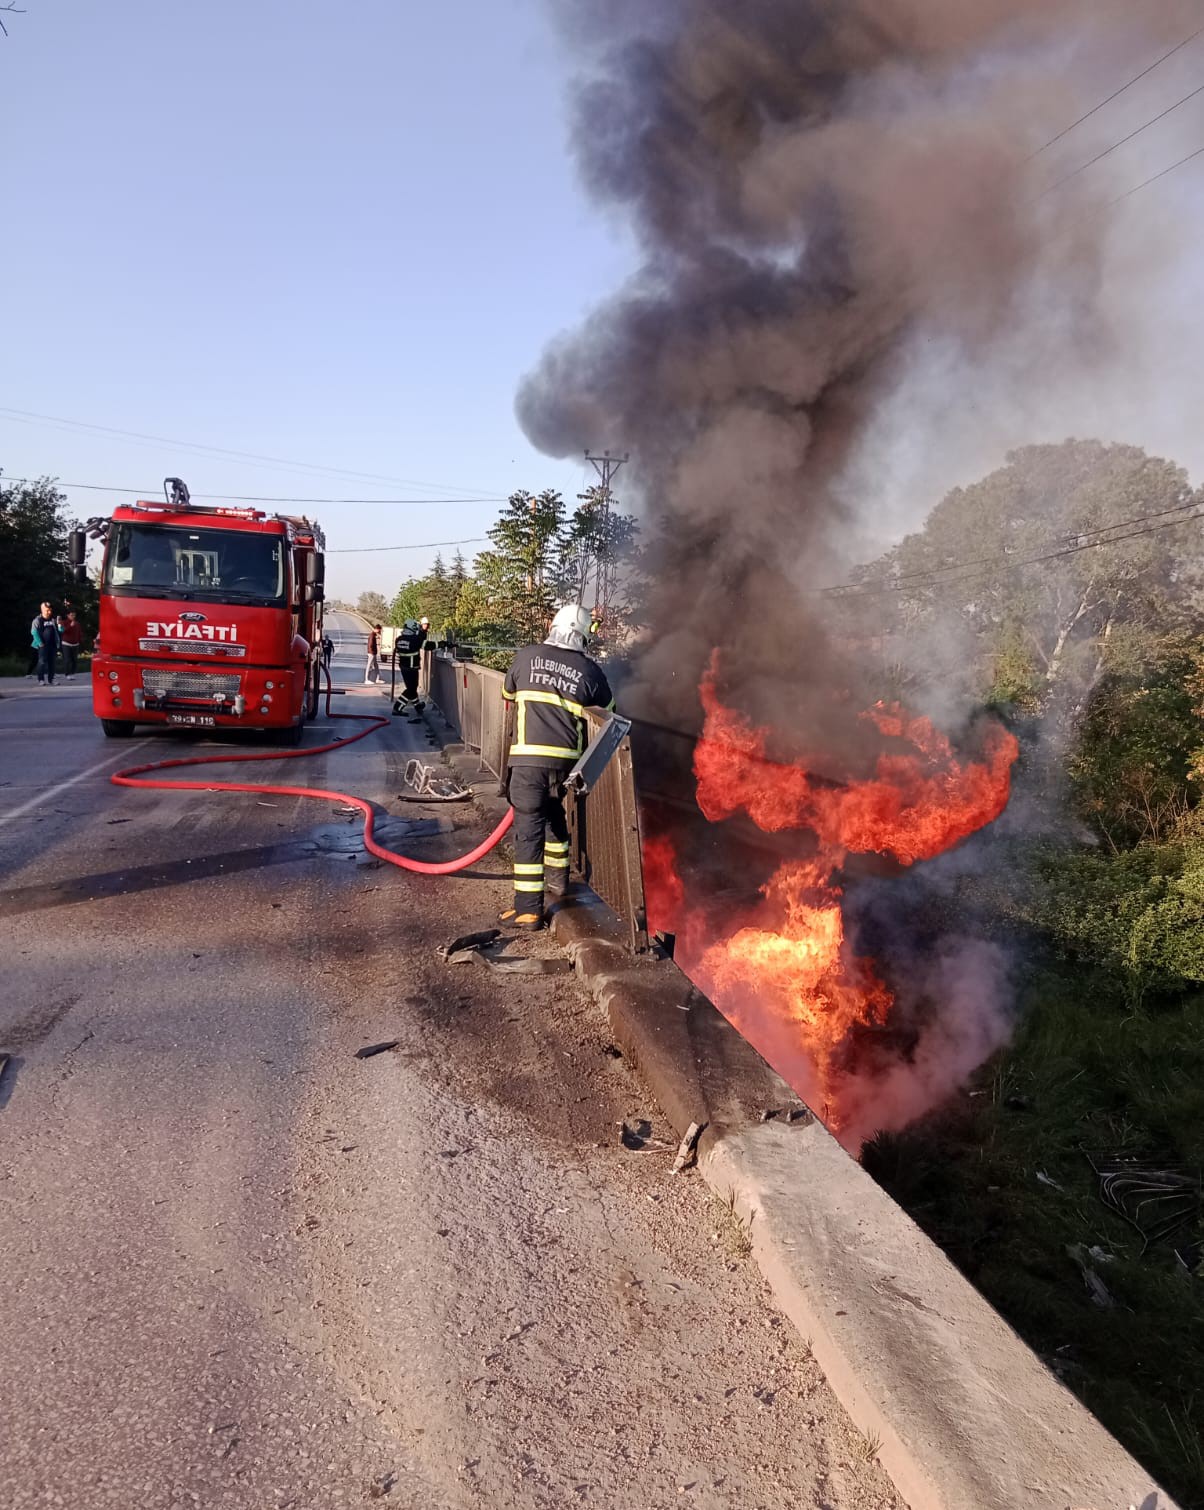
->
[305,551,325,603]
[68,529,87,566]
[73,563,89,584]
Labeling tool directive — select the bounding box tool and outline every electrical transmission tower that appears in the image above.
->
[582,449,628,620]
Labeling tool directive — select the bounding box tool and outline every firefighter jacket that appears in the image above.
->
[393,626,427,667]
[503,643,615,768]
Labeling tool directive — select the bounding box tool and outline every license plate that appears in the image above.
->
[167,713,216,727]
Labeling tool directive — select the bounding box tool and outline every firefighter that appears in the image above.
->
[391,617,427,716]
[499,603,614,931]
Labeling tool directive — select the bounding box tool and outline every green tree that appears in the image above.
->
[356,590,390,623]
[0,476,94,656]
[854,441,1201,724]
[472,489,567,645]
[556,485,639,617]
[388,578,424,627]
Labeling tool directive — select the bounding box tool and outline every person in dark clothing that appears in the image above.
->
[321,634,334,672]
[31,602,60,686]
[391,617,428,716]
[500,604,614,931]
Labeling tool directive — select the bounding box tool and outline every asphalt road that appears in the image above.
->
[0,609,900,1510]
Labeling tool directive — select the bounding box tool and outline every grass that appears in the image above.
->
[712,1189,755,1260]
[862,960,1204,1509]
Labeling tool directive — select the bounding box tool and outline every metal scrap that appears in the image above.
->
[398,759,470,803]
[1085,1149,1202,1256]
[440,929,501,960]
[441,930,573,975]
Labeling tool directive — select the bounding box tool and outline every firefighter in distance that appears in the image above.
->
[500,604,614,931]
[391,616,428,716]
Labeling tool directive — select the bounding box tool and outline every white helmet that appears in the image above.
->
[545,603,593,653]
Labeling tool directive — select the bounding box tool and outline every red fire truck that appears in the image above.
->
[72,478,326,743]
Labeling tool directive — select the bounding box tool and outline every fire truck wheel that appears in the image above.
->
[101,718,136,739]
[278,719,305,748]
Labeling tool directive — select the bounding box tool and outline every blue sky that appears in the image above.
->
[1,0,635,600]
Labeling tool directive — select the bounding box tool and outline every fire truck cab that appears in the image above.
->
[74,478,326,743]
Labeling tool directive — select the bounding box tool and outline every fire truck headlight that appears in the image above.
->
[265,680,275,690]
[108,671,118,680]
[260,705,270,715]
[262,694,272,704]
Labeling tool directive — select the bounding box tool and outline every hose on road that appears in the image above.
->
[109,670,514,875]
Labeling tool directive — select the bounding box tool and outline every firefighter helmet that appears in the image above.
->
[419,615,430,628]
[403,618,420,633]
[545,603,593,653]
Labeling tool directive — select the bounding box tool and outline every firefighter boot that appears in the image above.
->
[497,906,545,932]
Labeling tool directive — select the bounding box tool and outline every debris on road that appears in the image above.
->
[440,929,501,960]
[619,1119,674,1152]
[672,1121,704,1175]
[474,953,572,976]
[441,930,573,974]
[398,760,471,803]
[355,1041,400,1060]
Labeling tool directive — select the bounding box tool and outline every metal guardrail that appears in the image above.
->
[565,709,648,953]
[422,652,507,780]
[423,651,648,952]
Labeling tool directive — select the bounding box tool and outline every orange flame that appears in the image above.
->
[646,654,1020,1140]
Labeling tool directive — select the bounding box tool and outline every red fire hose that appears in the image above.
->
[109,672,513,875]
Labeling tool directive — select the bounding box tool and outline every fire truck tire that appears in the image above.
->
[278,719,305,748]
[101,719,137,738]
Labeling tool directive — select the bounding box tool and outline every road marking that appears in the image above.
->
[0,740,153,824]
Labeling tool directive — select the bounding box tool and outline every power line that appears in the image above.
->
[822,506,1204,600]
[0,406,502,498]
[1107,140,1204,205]
[1040,78,1204,197]
[1027,25,1204,159]
[2,475,504,505]
[326,537,488,555]
[832,496,1204,595]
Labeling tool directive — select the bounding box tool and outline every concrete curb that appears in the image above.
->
[426,707,1178,1510]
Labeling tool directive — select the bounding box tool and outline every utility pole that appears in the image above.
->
[582,449,628,620]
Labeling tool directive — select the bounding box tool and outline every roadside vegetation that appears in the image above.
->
[853,439,1204,1508]
[367,485,639,665]
[0,476,97,660]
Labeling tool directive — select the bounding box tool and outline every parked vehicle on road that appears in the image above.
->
[73,477,326,742]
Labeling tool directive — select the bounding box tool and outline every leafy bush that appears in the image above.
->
[1069,635,1204,849]
[994,839,1204,1000]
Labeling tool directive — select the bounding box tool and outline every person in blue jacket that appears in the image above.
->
[31,601,60,686]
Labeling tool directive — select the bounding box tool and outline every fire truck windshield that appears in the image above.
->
[104,523,287,604]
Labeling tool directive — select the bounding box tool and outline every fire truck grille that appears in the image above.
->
[141,669,243,698]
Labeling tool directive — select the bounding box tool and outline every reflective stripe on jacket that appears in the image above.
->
[503,642,614,766]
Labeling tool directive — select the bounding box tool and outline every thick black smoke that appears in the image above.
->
[518,0,1199,739]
